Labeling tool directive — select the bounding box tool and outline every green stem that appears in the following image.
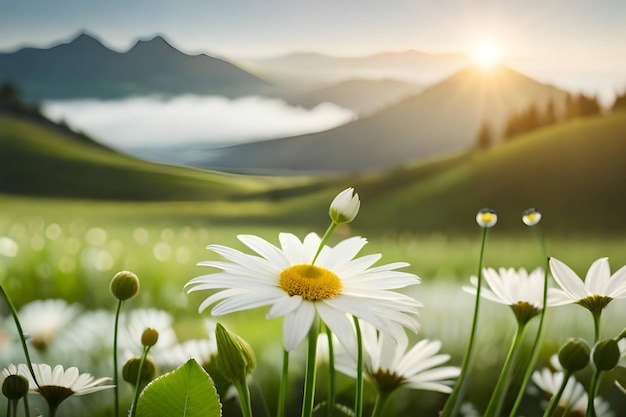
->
[509,256,550,417]
[113,299,123,417]
[130,345,151,417]
[235,379,254,417]
[585,369,601,417]
[7,399,13,417]
[22,395,29,417]
[542,372,571,417]
[440,227,489,417]
[301,319,320,417]
[0,284,40,389]
[592,310,602,344]
[484,323,528,417]
[353,317,364,417]
[311,223,336,265]
[370,390,392,417]
[325,326,336,417]
[276,350,289,417]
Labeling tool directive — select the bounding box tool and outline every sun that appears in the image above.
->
[472,39,502,69]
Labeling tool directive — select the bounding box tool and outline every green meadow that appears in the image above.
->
[2,111,626,415]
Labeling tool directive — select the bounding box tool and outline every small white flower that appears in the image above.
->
[186,232,421,351]
[329,187,360,224]
[16,363,112,413]
[476,208,497,228]
[152,338,217,370]
[532,367,585,410]
[549,257,626,312]
[19,299,81,351]
[335,321,459,394]
[463,267,568,323]
[521,208,542,226]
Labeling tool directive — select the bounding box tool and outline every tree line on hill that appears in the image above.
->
[475,90,626,149]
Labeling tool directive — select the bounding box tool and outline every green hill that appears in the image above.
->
[0,114,286,201]
[344,112,626,234]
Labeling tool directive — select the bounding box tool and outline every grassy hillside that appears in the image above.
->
[346,112,626,234]
[0,114,293,200]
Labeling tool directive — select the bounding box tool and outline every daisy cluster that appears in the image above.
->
[0,191,625,417]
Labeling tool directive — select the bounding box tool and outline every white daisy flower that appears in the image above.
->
[186,232,421,351]
[16,363,113,414]
[152,338,218,370]
[19,299,81,351]
[119,308,178,357]
[463,267,568,324]
[549,257,626,312]
[335,321,459,394]
[532,367,586,410]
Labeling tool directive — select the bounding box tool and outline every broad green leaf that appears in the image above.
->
[136,359,222,417]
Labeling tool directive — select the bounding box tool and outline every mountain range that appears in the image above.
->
[194,65,569,174]
[0,33,271,100]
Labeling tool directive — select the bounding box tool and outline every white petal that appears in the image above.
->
[267,295,303,319]
[584,257,611,295]
[238,234,290,269]
[282,302,316,351]
[549,258,587,300]
[316,302,357,355]
[211,289,285,315]
[604,262,626,298]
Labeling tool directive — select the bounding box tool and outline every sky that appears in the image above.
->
[2,0,625,94]
[2,0,626,148]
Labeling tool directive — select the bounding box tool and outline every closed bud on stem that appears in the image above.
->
[110,270,140,301]
[329,187,360,225]
[592,339,620,371]
[141,327,159,347]
[215,323,256,384]
[558,338,590,373]
[2,374,29,400]
[122,357,157,385]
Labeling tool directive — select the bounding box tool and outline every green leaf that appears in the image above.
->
[136,359,222,417]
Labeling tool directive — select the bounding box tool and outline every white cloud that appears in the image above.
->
[41,95,357,149]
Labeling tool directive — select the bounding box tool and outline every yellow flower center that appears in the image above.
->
[279,264,342,301]
[480,213,496,224]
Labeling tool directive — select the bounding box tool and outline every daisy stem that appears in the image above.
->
[301,319,320,417]
[276,349,289,417]
[585,368,601,417]
[542,371,571,417]
[353,316,364,417]
[112,299,123,417]
[7,399,14,417]
[311,223,336,265]
[509,259,550,416]
[439,227,489,417]
[325,325,336,417]
[0,284,40,389]
[591,310,602,344]
[483,322,528,417]
[130,345,151,417]
[234,378,254,417]
[370,390,392,417]
[23,396,29,417]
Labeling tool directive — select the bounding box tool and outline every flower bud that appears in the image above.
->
[592,339,620,371]
[329,187,360,225]
[2,374,29,400]
[110,271,140,301]
[141,328,159,347]
[522,208,542,226]
[476,208,497,228]
[215,323,256,384]
[122,357,157,385]
[558,338,590,372]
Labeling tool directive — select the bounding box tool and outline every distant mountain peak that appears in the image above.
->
[68,31,106,47]
[128,34,180,55]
